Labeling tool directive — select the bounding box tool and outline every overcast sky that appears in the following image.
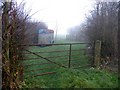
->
[16,0,95,35]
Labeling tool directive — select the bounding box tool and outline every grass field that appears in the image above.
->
[21,40,118,88]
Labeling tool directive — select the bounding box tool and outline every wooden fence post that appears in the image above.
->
[94,40,101,68]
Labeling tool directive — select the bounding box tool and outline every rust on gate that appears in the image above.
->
[22,43,93,78]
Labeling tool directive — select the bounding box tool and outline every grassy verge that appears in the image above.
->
[21,68,118,88]
[21,41,118,88]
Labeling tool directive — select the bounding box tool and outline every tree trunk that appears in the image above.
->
[118,1,120,75]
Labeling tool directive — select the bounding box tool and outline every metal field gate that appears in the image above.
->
[22,43,94,78]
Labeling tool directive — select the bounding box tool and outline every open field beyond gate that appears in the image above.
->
[23,43,92,77]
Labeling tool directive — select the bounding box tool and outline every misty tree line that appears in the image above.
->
[66,25,86,42]
[26,21,48,44]
[85,2,118,62]
[67,2,118,67]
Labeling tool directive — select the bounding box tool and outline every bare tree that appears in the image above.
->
[83,1,118,68]
[2,1,34,88]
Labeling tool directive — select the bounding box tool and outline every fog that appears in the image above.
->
[16,0,95,36]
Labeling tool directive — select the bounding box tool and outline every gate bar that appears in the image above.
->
[24,49,66,68]
[29,71,56,77]
[20,42,90,46]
